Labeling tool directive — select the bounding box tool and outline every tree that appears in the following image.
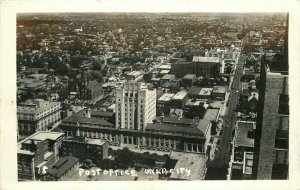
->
[92,59,104,70]
[101,68,108,77]
[185,105,206,119]
[86,70,104,83]
[143,73,152,83]
[114,147,134,167]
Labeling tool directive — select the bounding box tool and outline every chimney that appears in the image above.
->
[160,112,164,123]
[85,108,91,118]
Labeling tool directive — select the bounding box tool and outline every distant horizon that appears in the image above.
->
[17,12,288,16]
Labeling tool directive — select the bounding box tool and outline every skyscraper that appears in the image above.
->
[115,82,156,130]
[254,69,289,179]
[253,14,289,179]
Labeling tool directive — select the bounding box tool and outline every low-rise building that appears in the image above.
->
[211,86,227,100]
[145,118,211,153]
[157,93,175,116]
[187,87,202,99]
[17,131,65,181]
[184,99,208,111]
[230,121,255,180]
[58,114,212,154]
[168,152,207,180]
[126,70,144,81]
[171,56,221,77]
[202,108,221,135]
[160,74,176,86]
[181,74,197,87]
[171,91,188,109]
[199,88,213,99]
[41,156,79,181]
[60,136,109,162]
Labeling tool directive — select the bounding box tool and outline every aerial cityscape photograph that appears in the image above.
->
[16,12,289,181]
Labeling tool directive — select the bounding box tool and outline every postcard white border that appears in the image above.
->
[1,0,300,189]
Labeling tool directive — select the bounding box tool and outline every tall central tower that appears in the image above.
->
[115,82,156,130]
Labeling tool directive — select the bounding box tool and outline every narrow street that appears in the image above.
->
[206,53,245,176]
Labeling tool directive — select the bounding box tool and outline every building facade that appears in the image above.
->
[171,56,220,77]
[60,136,109,162]
[115,82,156,130]
[41,156,79,181]
[58,106,215,154]
[17,99,61,141]
[17,131,65,181]
[254,71,289,179]
[253,45,289,179]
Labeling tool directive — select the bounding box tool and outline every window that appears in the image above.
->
[247,131,254,139]
[275,149,288,164]
[275,130,288,150]
[278,95,289,115]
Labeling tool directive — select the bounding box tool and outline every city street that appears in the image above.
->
[148,52,178,74]
[208,53,245,169]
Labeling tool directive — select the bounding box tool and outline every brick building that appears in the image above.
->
[60,136,109,162]
[17,131,65,181]
[171,56,220,77]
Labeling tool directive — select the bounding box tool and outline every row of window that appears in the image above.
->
[186,143,204,153]
[18,110,60,120]
[64,130,197,150]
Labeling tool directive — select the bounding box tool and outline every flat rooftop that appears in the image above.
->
[183,74,197,80]
[17,131,65,155]
[235,121,255,148]
[160,70,170,74]
[161,74,175,80]
[161,116,194,125]
[203,108,220,122]
[192,56,220,63]
[158,93,175,102]
[169,152,207,180]
[31,131,65,141]
[18,99,60,114]
[209,101,223,109]
[126,70,143,77]
[199,88,213,96]
[188,87,202,95]
[212,86,227,94]
[158,65,171,70]
[86,138,106,145]
[63,136,106,145]
[185,99,206,107]
[172,91,187,100]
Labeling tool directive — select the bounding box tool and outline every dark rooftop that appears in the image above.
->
[155,116,195,126]
[62,110,114,127]
[188,87,202,95]
[91,110,114,117]
[47,156,79,179]
[145,123,205,136]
